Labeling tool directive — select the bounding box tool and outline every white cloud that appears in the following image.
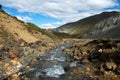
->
[41,21,68,29]
[41,23,56,29]
[0,0,119,22]
[52,21,67,25]
[16,16,32,22]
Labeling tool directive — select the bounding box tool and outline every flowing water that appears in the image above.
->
[37,43,73,78]
[20,42,94,80]
[20,42,75,79]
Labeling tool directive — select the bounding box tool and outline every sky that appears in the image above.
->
[0,0,120,29]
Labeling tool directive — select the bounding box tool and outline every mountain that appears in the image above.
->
[0,9,66,79]
[56,11,120,38]
[0,9,63,45]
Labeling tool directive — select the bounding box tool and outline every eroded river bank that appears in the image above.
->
[1,39,120,80]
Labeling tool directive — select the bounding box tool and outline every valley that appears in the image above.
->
[0,9,120,80]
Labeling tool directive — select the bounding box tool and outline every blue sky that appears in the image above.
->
[0,0,120,29]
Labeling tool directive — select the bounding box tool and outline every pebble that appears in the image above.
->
[105,62,117,70]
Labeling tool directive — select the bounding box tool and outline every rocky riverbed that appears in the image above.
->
[63,39,120,80]
[0,38,59,80]
[1,39,120,80]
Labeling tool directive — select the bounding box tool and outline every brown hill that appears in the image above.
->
[0,10,62,44]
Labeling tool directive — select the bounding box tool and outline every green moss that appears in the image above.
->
[25,22,43,32]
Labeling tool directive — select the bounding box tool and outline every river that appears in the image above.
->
[19,42,77,79]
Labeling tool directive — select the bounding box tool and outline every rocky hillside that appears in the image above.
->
[0,9,64,79]
[56,11,120,38]
[0,10,37,43]
[0,9,63,44]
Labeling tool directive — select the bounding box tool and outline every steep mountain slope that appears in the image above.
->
[84,14,120,38]
[0,9,65,79]
[0,10,61,44]
[56,11,120,38]
[0,10,38,42]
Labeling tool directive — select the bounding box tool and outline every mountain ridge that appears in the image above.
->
[55,11,120,38]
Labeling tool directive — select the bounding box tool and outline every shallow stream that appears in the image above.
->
[20,42,93,80]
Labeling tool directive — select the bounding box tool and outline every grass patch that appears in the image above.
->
[25,22,62,40]
[25,22,43,32]
[25,22,72,39]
